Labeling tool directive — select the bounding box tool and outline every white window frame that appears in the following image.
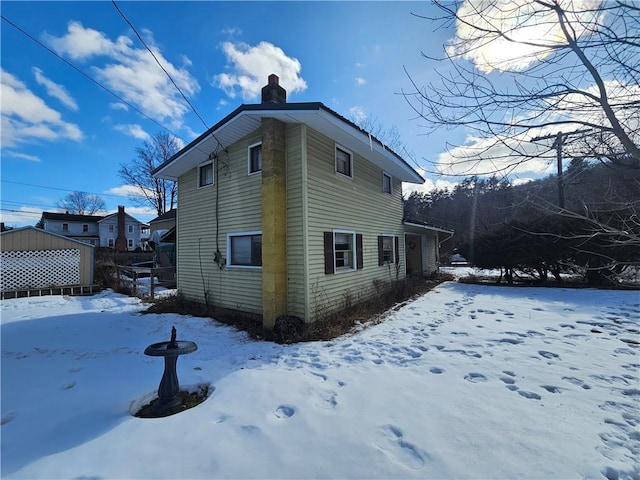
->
[62,223,69,232]
[248,142,262,175]
[128,238,134,249]
[226,231,262,269]
[198,160,214,188]
[333,229,356,273]
[108,224,115,233]
[382,172,392,194]
[128,225,133,233]
[82,224,89,232]
[381,234,396,265]
[108,238,115,248]
[335,144,353,179]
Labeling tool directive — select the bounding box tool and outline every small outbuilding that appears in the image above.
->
[0,226,96,299]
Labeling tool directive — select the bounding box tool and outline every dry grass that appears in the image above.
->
[144,273,451,344]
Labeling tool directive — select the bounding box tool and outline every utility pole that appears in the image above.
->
[532,128,591,209]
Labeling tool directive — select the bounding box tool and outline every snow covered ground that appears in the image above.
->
[1,282,638,479]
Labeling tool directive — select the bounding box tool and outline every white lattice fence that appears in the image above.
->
[0,249,81,292]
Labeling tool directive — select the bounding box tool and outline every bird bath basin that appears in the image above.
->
[144,326,197,415]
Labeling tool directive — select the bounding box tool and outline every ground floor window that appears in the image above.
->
[324,230,363,274]
[128,239,134,249]
[378,235,399,266]
[227,232,262,267]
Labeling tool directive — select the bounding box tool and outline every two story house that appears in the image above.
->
[40,206,149,251]
[153,74,448,328]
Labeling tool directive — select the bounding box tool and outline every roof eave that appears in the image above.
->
[153,103,425,184]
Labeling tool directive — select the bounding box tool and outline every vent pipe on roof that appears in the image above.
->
[261,74,286,104]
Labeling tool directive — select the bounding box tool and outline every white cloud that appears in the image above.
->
[221,27,242,37]
[403,177,459,196]
[114,123,151,141]
[355,77,366,87]
[348,106,367,124]
[32,67,78,111]
[214,41,307,100]
[105,185,146,197]
[44,21,200,129]
[450,0,602,73]
[0,69,83,148]
[4,151,41,162]
[109,102,128,111]
[0,206,44,227]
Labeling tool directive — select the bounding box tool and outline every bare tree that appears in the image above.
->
[119,132,179,216]
[404,0,640,176]
[57,191,105,215]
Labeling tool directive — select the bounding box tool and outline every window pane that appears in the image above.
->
[382,236,393,263]
[334,233,353,269]
[250,145,262,173]
[231,234,262,266]
[336,148,351,176]
[199,163,213,186]
[383,174,392,193]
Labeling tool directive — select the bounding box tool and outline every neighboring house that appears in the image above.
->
[0,226,95,298]
[153,74,451,328]
[98,206,149,251]
[40,206,149,251]
[40,212,102,246]
[149,209,176,236]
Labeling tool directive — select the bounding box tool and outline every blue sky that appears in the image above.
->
[2,1,465,227]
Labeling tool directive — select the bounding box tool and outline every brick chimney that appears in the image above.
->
[115,205,128,252]
[261,74,286,104]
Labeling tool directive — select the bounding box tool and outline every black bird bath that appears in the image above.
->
[144,326,197,415]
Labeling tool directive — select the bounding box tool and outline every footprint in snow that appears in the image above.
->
[499,376,516,385]
[274,405,295,419]
[429,367,444,374]
[518,390,542,400]
[538,350,560,360]
[541,385,562,393]
[375,424,429,470]
[562,376,592,390]
[464,372,487,383]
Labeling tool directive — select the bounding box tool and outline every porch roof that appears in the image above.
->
[403,218,453,235]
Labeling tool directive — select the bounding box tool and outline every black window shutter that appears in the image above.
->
[395,236,400,265]
[324,232,334,274]
[356,234,364,270]
[377,236,384,266]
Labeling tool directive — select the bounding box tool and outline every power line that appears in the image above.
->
[1,14,183,140]
[111,1,227,154]
[0,179,147,199]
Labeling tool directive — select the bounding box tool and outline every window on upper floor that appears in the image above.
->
[198,161,214,188]
[108,224,114,233]
[227,232,262,268]
[248,142,262,175]
[335,145,353,178]
[382,172,392,194]
[62,223,69,232]
[323,230,363,274]
[82,224,89,232]
[128,225,133,234]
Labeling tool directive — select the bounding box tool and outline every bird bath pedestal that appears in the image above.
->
[144,326,197,415]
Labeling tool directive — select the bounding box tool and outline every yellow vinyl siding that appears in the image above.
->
[305,127,406,320]
[284,124,306,319]
[176,131,263,314]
